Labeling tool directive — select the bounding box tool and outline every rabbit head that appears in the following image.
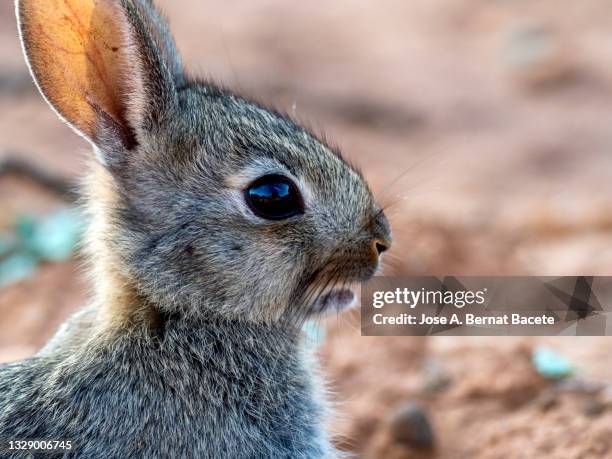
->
[17,0,391,325]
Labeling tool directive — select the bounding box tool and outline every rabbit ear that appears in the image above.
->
[135,0,185,87]
[16,0,182,155]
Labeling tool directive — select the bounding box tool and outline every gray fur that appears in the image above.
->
[1,316,331,458]
[3,0,391,457]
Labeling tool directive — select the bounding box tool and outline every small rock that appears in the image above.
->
[421,358,452,395]
[504,22,579,90]
[556,378,605,395]
[389,402,435,449]
[532,347,574,380]
[583,399,607,418]
[535,390,558,412]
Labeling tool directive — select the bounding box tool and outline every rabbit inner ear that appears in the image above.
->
[17,0,145,148]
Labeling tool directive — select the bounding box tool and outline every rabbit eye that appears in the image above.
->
[245,174,304,220]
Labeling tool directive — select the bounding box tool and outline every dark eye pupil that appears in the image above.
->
[245,174,304,220]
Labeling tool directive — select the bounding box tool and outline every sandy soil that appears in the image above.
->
[1,1,612,457]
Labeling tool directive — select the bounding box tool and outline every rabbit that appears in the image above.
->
[1,0,391,457]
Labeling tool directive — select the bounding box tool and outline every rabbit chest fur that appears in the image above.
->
[0,315,331,458]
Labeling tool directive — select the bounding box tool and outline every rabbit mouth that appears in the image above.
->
[316,288,357,314]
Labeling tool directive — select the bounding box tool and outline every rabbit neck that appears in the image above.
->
[83,162,162,332]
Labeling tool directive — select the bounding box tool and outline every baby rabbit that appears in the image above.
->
[1,0,391,457]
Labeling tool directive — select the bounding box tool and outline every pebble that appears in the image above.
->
[503,21,576,89]
[389,402,435,449]
[535,390,558,412]
[556,378,605,395]
[583,399,607,418]
[421,359,452,394]
[532,347,574,380]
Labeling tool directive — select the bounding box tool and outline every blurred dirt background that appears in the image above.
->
[1,0,612,457]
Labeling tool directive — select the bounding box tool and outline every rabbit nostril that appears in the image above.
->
[374,240,389,255]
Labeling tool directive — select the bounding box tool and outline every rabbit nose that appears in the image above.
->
[372,239,391,258]
[374,239,390,255]
[370,211,392,256]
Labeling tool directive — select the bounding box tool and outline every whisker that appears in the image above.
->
[373,149,446,207]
